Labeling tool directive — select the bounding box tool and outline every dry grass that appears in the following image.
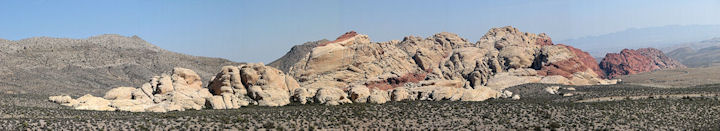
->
[619,66,720,88]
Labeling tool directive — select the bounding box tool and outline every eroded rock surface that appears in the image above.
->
[50,67,212,112]
[51,26,623,112]
[206,63,300,108]
[281,26,617,105]
[600,48,686,78]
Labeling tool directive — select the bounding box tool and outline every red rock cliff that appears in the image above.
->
[599,48,686,78]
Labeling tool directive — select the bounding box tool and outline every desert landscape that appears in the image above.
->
[2,1,720,130]
[1,26,719,130]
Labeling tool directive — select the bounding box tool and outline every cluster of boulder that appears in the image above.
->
[50,68,213,112]
[51,26,687,112]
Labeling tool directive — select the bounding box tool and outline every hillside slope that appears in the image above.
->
[0,34,241,97]
[267,39,328,72]
[666,38,720,67]
[559,25,720,57]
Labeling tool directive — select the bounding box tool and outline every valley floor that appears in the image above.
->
[1,83,719,130]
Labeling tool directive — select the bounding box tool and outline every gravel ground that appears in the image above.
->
[0,83,719,130]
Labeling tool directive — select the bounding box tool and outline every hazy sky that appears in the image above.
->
[1,0,719,63]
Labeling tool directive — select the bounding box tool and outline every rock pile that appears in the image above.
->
[50,68,213,112]
[599,48,686,78]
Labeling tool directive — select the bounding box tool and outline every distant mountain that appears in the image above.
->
[667,37,720,67]
[267,39,328,73]
[0,35,241,97]
[558,25,720,57]
[662,37,720,52]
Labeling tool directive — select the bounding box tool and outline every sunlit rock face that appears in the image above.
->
[600,48,686,78]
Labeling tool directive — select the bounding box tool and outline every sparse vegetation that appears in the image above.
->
[0,83,719,130]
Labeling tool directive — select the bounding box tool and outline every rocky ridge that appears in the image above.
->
[281,26,616,105]
[666,37,720,67]
[0,34,240,97]
[51,26,620,112]
[268,39,329,72]
[599,48,686,78]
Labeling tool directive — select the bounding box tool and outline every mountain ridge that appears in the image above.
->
[558,25,720,57]
[0,34,242,101]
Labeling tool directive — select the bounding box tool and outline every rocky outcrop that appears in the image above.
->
[49,67,213,112]
[600,48,686,78]
[50,26,621,112]
[283,26,615,105]
[206,63,300,108]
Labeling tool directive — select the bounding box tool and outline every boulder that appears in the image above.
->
[390,87,410,101]
[368,90,389,104]
[545,86,560,95]
[511,95,521,100]
[206,63,299,107]
[349,85,371,103]
[459,87,500,101]
[103,87,137,100]
[314,87,352,105]
[48,95,77,106]
[73,94,115,111]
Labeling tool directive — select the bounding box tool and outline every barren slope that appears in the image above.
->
[0,34,241,97]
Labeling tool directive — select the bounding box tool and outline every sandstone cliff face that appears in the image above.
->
[284,26,616,105]
[206,63,300,108]
[51,26,620,112]
[599,48,686,78]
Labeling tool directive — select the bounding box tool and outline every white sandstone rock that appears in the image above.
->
[545,86,560,95]
[349,85,371,103]
[103,87,137,100]
[314,87,352,105]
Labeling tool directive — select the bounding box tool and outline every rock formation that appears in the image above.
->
[49,67,213,112]
[50,26,622,112]
[282,26,616,105]
[599,48,686,78]
[205,63,300,108]
[268,39,329,72]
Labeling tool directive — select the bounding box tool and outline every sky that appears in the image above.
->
[1,0,719,63]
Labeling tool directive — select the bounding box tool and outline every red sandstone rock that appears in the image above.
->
[537,44,605,78]
[535,37,554,46]
[365,71,428,91]
[318,31,358,46]
[599,48,686,78]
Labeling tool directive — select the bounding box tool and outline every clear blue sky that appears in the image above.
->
[1,0,719,63]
